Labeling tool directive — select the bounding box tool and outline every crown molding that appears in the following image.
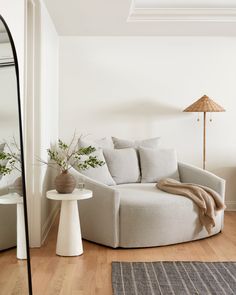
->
[128,8,236,22]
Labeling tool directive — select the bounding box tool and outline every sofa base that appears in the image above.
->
[82,229,222,249]
[117,183,223,249]
[75,166,225,250]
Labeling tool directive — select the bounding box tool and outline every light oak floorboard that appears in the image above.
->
[0,250,29,295]
[1,212,236,294]
[31,212,236,295]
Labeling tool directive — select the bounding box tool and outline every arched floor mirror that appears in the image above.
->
[0,15,32,295]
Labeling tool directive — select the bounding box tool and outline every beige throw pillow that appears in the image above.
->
[139,147,180,183]
[75,149,116,186]
[103,148,140,184]
[78,137,113,149]
[112,136,160,149]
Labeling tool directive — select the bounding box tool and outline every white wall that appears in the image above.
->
[23,0,59,246]
[0,65,19,141]
[0,0,25,101]
[0,42,18,141]
[59,36,236,209]
[39,0,59,242]
[0,0,59,246]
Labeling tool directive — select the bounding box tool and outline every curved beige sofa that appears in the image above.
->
[71,163,225,248]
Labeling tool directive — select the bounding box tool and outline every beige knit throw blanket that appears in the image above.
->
[157,178,225,234]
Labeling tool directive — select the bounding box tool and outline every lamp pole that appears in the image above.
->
[203,112,206,170]
[183,95,225,170]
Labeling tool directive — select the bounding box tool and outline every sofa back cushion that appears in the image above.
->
[78,137,114,149]
[139,147,180,183]
[75,149,116,186]
[103,148,140,184]
[112,137,160,149]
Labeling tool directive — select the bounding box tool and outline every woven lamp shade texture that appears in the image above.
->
[184,95,225,112]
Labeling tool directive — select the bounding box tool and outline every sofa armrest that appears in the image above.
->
[70,168,120,248]
[178,162,225,199]
[0,186,9,196]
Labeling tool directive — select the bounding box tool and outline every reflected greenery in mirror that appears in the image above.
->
[0,138,21,176]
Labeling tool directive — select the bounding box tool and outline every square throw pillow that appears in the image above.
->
[75,149,116,186]
[78,137,113,149]
[103,148,140,184]
[112,136,160,149]
[139,147,180,183]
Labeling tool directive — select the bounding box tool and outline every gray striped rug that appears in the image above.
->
[112,262,236,295]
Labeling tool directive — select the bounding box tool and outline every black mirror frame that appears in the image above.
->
[0,14,33,295]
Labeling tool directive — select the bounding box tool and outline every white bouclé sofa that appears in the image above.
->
[71,162,225,248]
[0,175,17,251]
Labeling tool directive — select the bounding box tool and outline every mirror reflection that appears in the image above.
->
[0,18,29,294]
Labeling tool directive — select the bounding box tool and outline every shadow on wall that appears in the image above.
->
[94,98,189,137]
[42,161,59,215]
[42,162,58,195]
[0,111,17,123]
[95,98,186,122]
[42,143,59,196]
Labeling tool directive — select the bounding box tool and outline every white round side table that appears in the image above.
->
[0,193,26,259]
[46,189,92,256]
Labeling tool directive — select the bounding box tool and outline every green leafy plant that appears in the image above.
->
[0,139,21,176]
[40,136,104,173]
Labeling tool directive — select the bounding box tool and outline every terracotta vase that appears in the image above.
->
[55,171,76,194]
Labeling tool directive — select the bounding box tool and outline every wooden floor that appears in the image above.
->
[31,212,236,295]
[0,250,28,295]
[1,212,236,294]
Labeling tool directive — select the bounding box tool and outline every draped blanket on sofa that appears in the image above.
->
[157,178,225,234]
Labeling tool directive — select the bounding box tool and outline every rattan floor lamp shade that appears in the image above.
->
[184,95,225,170]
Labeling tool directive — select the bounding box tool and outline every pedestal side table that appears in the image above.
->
[46,189,92,256]
[0,193,26,259]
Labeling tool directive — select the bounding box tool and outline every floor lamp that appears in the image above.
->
[183,95,225,170]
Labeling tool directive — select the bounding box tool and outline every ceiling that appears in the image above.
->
[43,0,236,36]
[134,0,236,8]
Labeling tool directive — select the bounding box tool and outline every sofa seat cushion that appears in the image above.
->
[115,183,222,248]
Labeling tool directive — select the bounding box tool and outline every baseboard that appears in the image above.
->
[41,203,60,245]
[225,201,236,211]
